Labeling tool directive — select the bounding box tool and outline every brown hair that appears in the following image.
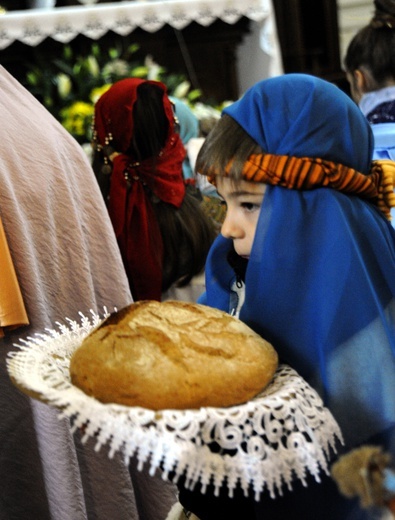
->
[195,114,263,182]
[128,82,168,161]
[154,191,216,290]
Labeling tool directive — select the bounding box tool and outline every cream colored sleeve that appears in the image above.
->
[165,501,201,520]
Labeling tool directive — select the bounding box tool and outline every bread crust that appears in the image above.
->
[70,300,278,410]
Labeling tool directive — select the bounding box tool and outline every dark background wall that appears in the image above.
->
[0,0,348,101]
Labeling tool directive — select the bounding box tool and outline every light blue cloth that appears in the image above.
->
[359,86,395,120]
[170,97,199,181]
[371,123,395,159]
[359,87,395,225]
[201,74,395,462]
[369,124,395,223]
[384,468,395,493]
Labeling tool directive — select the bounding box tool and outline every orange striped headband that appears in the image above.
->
[207,154,395,220]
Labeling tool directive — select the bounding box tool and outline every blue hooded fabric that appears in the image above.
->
[202,74,395,456]
[170,97,199,181]
[176,74,395,519]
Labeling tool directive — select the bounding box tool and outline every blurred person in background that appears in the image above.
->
[344,0,395,224]
[92,78,216,303]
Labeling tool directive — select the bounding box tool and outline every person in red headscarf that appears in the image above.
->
[92,78,216,302]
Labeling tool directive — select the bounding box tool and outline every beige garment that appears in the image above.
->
[0,65,177,520]
[0,216,28,336]
[166,502,201,520]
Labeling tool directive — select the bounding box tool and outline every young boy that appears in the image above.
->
[178,73,395,519]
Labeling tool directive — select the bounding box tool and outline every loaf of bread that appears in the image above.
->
[69,300,278,410]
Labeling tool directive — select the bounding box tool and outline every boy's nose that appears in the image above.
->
[221,213,242,239]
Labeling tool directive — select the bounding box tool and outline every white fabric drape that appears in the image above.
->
[0,65,177,520]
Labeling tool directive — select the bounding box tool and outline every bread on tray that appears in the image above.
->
[69,300,278,410]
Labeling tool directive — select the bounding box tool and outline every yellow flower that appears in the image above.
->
[60,101,94,137]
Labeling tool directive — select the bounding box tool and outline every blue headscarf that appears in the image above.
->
[170,97,199,181]
[202,74,395,453]
[225,73,373,172]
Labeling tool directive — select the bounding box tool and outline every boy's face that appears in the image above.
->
[216,177,266,259]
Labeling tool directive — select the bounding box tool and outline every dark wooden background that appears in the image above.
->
[0,0,348,102]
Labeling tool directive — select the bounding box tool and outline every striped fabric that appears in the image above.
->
[208,154,395,221]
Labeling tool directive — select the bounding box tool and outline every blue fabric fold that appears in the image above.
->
[203,74,395,456]
[204,186,395,449]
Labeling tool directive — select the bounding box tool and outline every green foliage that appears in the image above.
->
[24,41,222,143]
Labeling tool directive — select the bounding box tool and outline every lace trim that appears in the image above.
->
[7,310,343,500]
[0,0,272,49]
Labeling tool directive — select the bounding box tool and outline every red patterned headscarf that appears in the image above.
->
[93,78,186,301]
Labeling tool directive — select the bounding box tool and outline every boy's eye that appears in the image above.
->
[241,202,259,211]
[219,199,227,207]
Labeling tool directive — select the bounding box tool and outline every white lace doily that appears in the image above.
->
[7,310,343,500]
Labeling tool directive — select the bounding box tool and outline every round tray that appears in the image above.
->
[7,310,343,499]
